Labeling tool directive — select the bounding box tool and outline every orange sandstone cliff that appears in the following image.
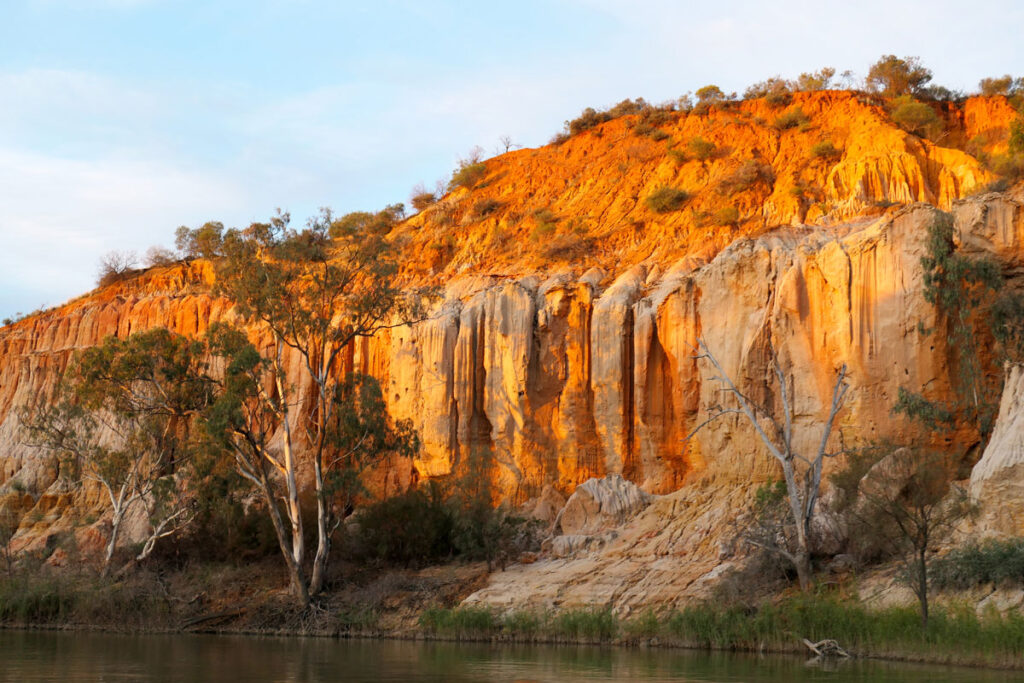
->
[1,92,1022,585]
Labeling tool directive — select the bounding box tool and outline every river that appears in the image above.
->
[2,631,1022,682]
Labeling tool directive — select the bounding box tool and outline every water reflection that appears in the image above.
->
[1,631,1022,682]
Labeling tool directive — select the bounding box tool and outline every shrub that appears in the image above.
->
[989,153,1024,181]
[890,96,940,136]
[796,67,836,91]
[718,160,774,195]
[144,246,177,268]
[410,183,437,211]
[472,198,502,219]
[743,77,792,104]
[449,162,487,191]
[713,206,740,226]
[96,250,138,287]
[932,538,1024,589]
[811,140,841,159]
[331,203,405,236]
[530,207,559,241]
[686,136,716,162]
[352,484,455,567]
[644,186,690,213]
[773,106,809,130]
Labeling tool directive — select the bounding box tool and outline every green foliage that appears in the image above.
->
[890,96,941,137]
[810,140,840,159]
[892,387,954,432]
[932,538,1024,589]
[897,213,1004,437]
[644,186,690,213]
[773,106,809,130]
[353,484,455,567]
[866,55,933,97]
[1010,118,1024,155]
[419,606,498,637]
[0,575,77,623]
[175,221,225,259]
[551,608,618,639]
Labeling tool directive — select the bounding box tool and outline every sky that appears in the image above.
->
[1,0,1022,320]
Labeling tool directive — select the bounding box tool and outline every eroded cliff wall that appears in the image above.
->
[0,92,1021,555]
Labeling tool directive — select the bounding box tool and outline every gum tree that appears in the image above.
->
[691,340,849,590]
[181,208,426,602]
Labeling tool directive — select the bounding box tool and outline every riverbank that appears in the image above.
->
[2,563,1024,670]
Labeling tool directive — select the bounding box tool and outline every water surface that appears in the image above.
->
[2,630,1022,682]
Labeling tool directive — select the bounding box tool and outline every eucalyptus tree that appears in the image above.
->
[181,208,426,602]
[22,328,212,574]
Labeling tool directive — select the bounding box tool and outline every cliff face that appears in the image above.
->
[0,92,1020,554]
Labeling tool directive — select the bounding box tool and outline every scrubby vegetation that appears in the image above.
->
[932,539,1024,590]
[644,186,690,213]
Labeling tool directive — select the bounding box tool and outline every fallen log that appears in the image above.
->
[802,638,850,657]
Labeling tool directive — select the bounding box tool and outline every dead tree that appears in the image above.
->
[691,338,849,591]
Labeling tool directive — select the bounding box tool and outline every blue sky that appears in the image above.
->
[1,0,1022,320]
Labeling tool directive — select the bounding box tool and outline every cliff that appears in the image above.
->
[0,91,1022,567]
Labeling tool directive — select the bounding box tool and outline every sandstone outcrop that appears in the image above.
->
[970,363,1024,536]
[0,93,1020,568]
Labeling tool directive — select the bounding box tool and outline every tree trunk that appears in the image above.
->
[309,489,330,596]
[258,466,309,606]
[795,549,814,592]
[101,512,122,577]
[917,548,929,629]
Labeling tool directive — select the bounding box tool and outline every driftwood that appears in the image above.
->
[802,638,850,657]
[180,608,246,629]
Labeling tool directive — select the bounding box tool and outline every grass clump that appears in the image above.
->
[550,608,618,639]
[645,186,690,213]
[419,606,498,638]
